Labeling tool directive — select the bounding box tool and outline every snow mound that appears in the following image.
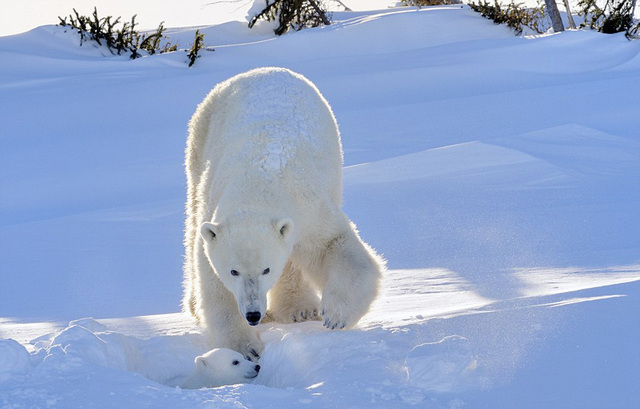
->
[1,315,492,405]
[13,319,207,386]
[0,339,30,382]
[404,335,478,393]
[68,317,108,332]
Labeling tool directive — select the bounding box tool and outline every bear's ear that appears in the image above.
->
[200,222,219,242]
[275,218,294,240]
[195,356,207,367]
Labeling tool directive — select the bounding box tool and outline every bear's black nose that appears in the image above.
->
[255,364,261,373]
[246,311,261,325]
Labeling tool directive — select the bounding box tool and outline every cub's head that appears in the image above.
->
[200,216,295,326]
[195,348,260,386]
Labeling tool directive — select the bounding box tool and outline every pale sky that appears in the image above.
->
[0,0,396,37]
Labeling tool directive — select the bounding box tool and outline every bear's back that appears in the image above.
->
[192,68,343,208]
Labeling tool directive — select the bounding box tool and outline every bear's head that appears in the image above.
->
[200,216,295,326]
[194,348,261,386]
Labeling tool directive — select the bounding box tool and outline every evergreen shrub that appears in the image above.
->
[248,0,331,36]
[468,1,547,35]
[577,0,639,38]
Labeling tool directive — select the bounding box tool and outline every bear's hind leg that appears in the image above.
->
[265,261,321,323]
[319,223,384,329]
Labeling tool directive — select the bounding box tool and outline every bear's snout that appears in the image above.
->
[246,311,261,325]
[246,363,260,379]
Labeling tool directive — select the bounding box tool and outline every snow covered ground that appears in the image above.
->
[1,3,640,408]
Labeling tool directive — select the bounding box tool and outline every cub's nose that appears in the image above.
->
[255,364,261,373]
[246,311,261,326]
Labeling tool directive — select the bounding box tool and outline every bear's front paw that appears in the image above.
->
[266,306,321,324]
[293,307,321,323]
[320,303,353,330]
[266,288,321,324]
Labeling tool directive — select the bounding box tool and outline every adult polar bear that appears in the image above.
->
[183,67,384,361]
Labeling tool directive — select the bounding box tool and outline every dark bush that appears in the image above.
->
[58,8,178,59]
[468,1,547,35]
[577,0,637,37]
[187,30,207,67]
[248,0,331,36]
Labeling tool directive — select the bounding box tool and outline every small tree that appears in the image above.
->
[248,0,331,35]
[187,30,206,67]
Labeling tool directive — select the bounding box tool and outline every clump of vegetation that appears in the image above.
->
[468,1,548,35]
[469,0,639,40]
[187,30,206,67]
[248,0,332,36]
[400,0,462,6]
[59,8,177,58]
[58,8,212,65]
[577,0,639,38]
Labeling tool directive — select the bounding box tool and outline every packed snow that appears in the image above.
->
[1,2,639,409]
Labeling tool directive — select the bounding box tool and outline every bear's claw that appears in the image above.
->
[245,348,260,361]
[322,318,346,330]
[242,346,261,362]
[265,306,321,324]
[292,309,320,322]
[321,308,348,330]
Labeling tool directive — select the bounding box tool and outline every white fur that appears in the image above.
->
[183,67,385,359]
[180,348,260,389]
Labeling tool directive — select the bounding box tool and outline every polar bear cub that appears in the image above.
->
[183,67,385,361]
[180,348,260,389]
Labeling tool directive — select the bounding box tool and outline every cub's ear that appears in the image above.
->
[195,356,207,367]
[275,218,294,240]
[200,222,219,242]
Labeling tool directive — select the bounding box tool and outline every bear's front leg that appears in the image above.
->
[319,225,384,330]
[200,281,264,362]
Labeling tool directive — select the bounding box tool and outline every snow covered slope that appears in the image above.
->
[1,4,639,409]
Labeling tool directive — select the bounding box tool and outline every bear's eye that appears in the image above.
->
[232,360,240,366]
[230,270,239,276]
[262,268,270,275]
